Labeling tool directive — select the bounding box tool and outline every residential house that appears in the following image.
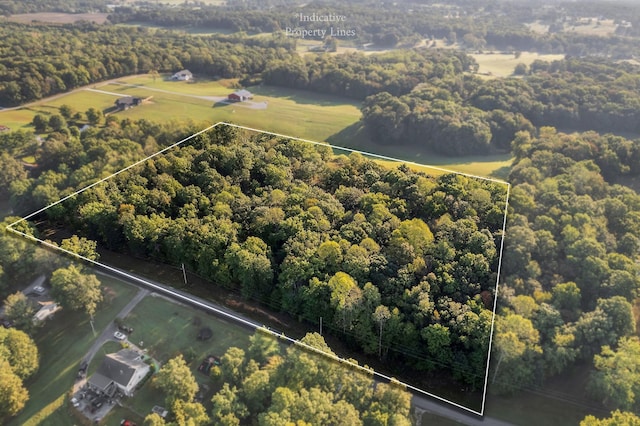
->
[228,89,253,102]
[87,349,151,397]
[171,70,193,81]
[114,97,142,110]
[32,301,61,323]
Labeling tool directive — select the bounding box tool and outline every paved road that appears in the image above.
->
[81,286,149,368]
[412,393,514,426]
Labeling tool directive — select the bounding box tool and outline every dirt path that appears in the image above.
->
[109,81,268,110]
[0,74,148,111]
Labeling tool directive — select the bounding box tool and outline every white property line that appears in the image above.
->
[226,122,510,185]
[6,121,510,417]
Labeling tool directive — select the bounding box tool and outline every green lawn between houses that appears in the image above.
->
[7,267,255,426]
[7,274,138,426]
[105,294,254,423]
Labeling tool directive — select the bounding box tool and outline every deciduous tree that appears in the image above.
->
[155,354,199,406]
[50,265,102,319]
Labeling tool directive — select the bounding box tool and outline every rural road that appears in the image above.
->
[412,394,514,425]
[92,263,514,426]
[0,74,149,112]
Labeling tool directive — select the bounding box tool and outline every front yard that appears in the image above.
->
[104,294,253,422]
[8,274,138,426]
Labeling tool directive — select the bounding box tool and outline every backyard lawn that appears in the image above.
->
[103,294,253,422]
[8,273,139,426]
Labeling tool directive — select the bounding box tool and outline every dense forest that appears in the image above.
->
[2,0,640,422]
[361,58,640,155]
[106,0,640,57]
[493,127,640,404]
[148,330,414,425]
[12,123,507,395]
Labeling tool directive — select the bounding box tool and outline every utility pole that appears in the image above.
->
[182,263,188,285]
[319,316,323,335]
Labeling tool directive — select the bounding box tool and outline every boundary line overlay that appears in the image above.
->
[6,121,510,417]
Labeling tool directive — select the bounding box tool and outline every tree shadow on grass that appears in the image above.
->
[212,100,232,108]
[246,85,359,107]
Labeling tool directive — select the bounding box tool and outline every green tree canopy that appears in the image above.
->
[155,354,199,406]
[50,265,102,318]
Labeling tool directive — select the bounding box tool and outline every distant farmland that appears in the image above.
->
[3,12,109,24]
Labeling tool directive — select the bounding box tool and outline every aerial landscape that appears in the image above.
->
[0,0,640,425]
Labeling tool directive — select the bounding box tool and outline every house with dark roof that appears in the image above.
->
[228,89,253,102]
[171,70,193,81]
[114,97,142,110]
[87,349,150,397]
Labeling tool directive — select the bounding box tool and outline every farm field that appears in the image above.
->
[0,75,363,144]
[7,274,139,426]
[329,124,512,179]
[470,51,565,77]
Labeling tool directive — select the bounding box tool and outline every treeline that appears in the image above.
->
[0,20,474,108]
[261,49,477,100]
[360,57,640,155]
[208,331,413,425]
[491,127,640,403]
[148,330,413,425]
[0,22,296,107]
[15,123,507,392]
[106,0,640,57]
[0,0,108,15]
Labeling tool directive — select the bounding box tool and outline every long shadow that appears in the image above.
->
[247,85,360,107]
[326,121,369,148]
[213,100,233,108]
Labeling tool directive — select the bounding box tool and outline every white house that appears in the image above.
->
[87,349,151,397]
[32,301,61,323]
[170,70,193,81]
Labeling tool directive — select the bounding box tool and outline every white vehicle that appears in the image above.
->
[33,286,46,295]
[71,397,80,407]
[114,331,127,340]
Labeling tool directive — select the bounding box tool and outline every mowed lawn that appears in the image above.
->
[103,294,253,422]
[0,74,512,178]
[8,274,139,426]
[100,76,363,142]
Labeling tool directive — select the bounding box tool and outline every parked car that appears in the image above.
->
[114,331,126,340]
[33,285,46,295]
[71,397,80,407]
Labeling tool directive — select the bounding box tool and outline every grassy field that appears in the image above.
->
[102,294,253,423]
[471,51,565,78]
[0,75,363,144]
[329,123,512,180]
[0,74,512,178]
[8,274,139,426]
